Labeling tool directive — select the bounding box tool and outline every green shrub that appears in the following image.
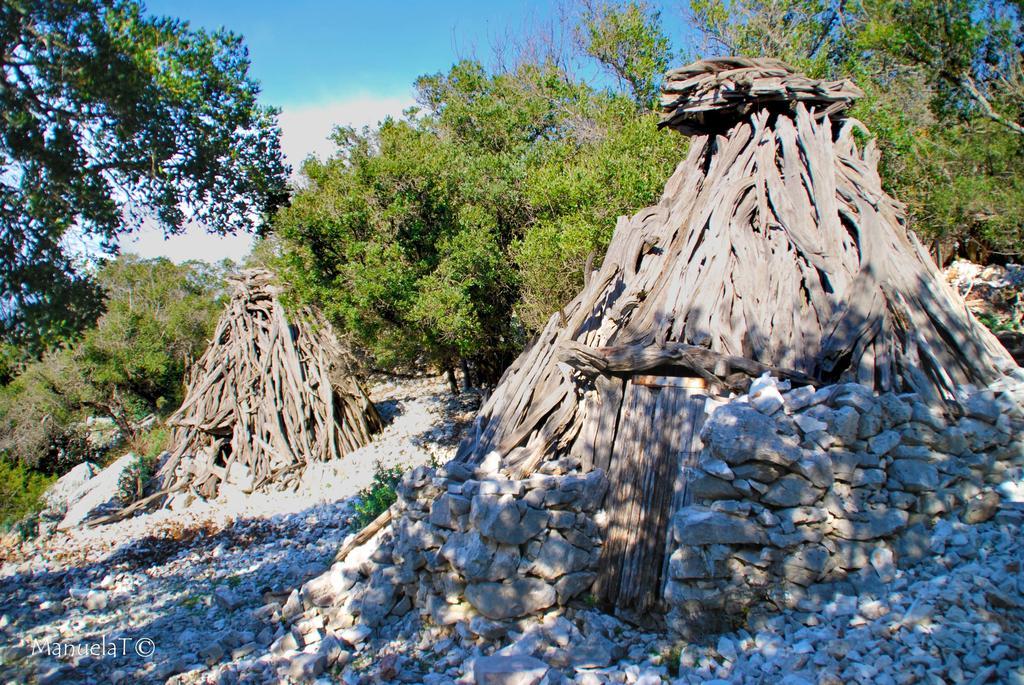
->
[0,456,55,533]
[128,424,171,463]
[117,451,161,504]
[978,311,1023,335]
[114,424,169,503]
[0,256,225,474]
[275,56,684,386]
[351,462,406,530]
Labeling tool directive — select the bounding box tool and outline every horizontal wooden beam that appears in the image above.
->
[556,340,817,391]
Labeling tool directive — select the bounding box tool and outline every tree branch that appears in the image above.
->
[960,74,1024,136]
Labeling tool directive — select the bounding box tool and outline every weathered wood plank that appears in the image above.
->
[596,381,708,614]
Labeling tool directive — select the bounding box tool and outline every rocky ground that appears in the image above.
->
[945,259,1023,364]
[178,496,1024,685]
[1,374,1022,685]
[0,375,479,684]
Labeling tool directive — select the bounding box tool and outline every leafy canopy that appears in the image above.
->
[688,0,1024,260]
[576,0,674,107]
[0,455,55,532]
[0,255,227,472]
[0,0,288,350]
[274,56,685,383]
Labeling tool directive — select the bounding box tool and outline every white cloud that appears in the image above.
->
[121,222,256,264]
[123,93,415,265]
[278,93,415,173]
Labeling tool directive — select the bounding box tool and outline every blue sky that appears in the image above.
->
[146,0,566,107]
[125,0,695,263]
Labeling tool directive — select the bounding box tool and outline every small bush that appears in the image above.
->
[0,456,55,533]
[117,453,159,504]
[978,311,1023,334]
[351,461,405,530]
[128,424,171,462]
[663,644,683,677]
[115,424,169,503]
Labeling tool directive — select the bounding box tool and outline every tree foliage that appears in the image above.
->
[0,0,288,351]
[576,0,674,107]
[689,0,846,76]
[688,0,1024,260]
[0,255,226,471]
[0,455,55,531]
[273,0,1024,391]
[855,0,1024,259]
[274,57,685,384]
[68,256,228,427]
[858,0,1024,137]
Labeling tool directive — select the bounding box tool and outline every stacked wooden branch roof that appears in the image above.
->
[659,57,863,134]
[158,269,382,499]
[455,58,1017,476]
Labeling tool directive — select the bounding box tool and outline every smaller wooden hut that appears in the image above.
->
[157,269,382,499]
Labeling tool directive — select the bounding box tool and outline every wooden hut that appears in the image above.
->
[157,269,382,499]
[452,58,1018,614]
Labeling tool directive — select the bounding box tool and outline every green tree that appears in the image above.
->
[275,57,685,386]
[688,0,847,76]
[858,0,1023,137]
[276,62,548,386]
[69,255,228,431]
[0,0,288,351]
[0,455,55,531]
[854,0,1024,257]
[577,0,674,108]
[515,95,687,329]
[686,0,1024,260]
[0,255,226,471]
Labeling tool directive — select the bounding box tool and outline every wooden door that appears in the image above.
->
[593,375,707,615]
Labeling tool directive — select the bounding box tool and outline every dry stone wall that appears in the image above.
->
[287,461,608,647]
[665,376,1024,635]
[282,374,1023,653]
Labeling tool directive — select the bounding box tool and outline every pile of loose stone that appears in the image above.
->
[666,508,1024,685]
[224,459,613,681]
[664,374,1024,632]
[212,373,1024,684]
[205,497,1024,685]
[348,459,608,629]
